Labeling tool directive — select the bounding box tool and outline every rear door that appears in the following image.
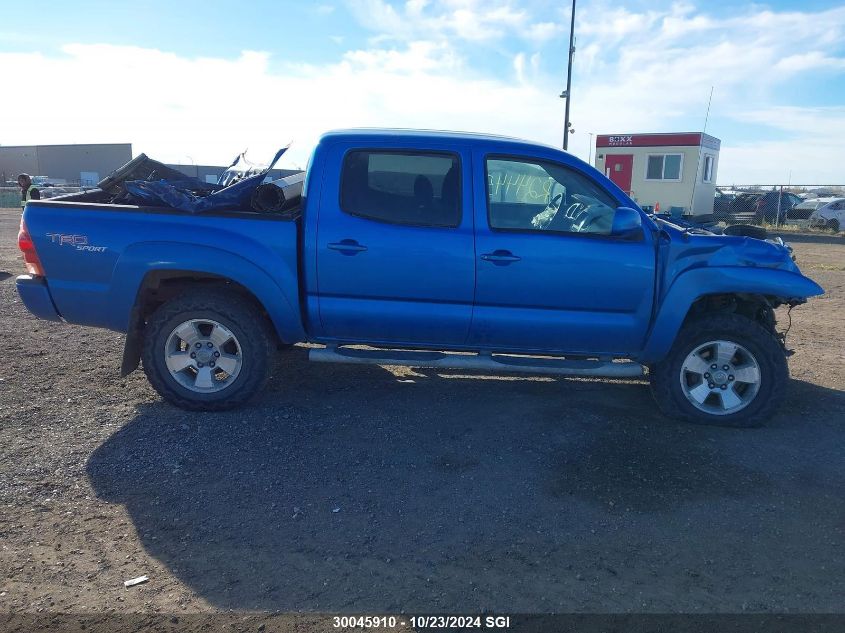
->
[470,152,655,355]
[314,144,475,346]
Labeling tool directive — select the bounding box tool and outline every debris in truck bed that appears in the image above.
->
[123,170,262,213]
[250,172,305,215]
[98,154,201,196]
[219,151,270,187]
[121,146,291,213]
[51,146,303,215]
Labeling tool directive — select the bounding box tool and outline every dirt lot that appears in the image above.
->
[1,207,844,621]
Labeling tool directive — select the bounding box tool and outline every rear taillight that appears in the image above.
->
[18,218,45,276]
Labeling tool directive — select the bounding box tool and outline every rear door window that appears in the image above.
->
[340,150,460,227]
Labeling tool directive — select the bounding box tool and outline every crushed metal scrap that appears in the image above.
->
[52,146,303,217]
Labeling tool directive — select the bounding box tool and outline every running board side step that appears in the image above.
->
[308,346,644,378]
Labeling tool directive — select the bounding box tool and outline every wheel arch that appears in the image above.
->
[639,267,823,364]
[120,264,303,376]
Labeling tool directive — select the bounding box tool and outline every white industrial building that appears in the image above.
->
[594,132,721,219]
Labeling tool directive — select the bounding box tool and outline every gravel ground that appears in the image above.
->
[0,207,843,620]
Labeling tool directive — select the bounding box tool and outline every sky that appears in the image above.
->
[1,0,844,183]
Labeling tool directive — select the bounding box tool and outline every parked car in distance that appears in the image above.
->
[806,189,844,198]
[808,197,845,231]
[16,129,823,427]
[727,191,802,224]
[31,176,67,187]
[713,189,737,219]
[726,193,763,223]
[789,197,832,222]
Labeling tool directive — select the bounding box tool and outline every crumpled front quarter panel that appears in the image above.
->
[640,228,823,363]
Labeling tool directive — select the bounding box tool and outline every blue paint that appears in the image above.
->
[15,275,62,321]
[18,129,823,365]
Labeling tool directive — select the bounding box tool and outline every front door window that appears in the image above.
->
[486,157,618,235]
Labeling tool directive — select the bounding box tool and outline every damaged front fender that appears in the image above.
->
[639,266,823,364]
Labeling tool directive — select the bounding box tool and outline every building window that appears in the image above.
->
[340,150,461,227]
[645,154,683,181]
[702,154,715,183]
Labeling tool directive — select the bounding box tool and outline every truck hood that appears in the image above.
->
[656,220,821,298]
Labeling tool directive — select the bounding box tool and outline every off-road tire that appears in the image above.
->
[142,289,273,411]
[830,219,840,233]
[649,313,788,427]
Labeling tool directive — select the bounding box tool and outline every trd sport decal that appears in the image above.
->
[46,233,108,252]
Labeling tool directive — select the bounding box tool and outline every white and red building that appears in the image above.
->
[594,132,721,219]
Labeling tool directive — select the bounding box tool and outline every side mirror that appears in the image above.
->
[611,206,643,240]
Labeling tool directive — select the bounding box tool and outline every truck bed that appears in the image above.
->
[20,199,305,344]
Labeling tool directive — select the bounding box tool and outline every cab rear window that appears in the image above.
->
[340,150,460,227]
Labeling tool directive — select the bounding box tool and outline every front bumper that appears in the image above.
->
[16,275,62,321]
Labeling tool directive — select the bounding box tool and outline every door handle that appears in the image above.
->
[480,250,521,264]
[327,239,368,255]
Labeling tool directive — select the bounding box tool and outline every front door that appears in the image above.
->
[315,146,475,346]
[471,152,655,355]
[605,154,633,195]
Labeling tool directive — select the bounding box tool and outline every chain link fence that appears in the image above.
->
[0,187,21,209]
[1,184,90,210]
[715,185,845,229]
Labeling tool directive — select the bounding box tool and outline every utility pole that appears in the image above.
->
[561,0,577,151]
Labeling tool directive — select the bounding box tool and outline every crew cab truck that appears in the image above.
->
[16,129,823,427]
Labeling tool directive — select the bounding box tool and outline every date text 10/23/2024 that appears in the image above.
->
[332,615,512,629]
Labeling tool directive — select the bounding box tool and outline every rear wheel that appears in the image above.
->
[142,289,273,410]
[829,219,840,233]
[649,314,787,427]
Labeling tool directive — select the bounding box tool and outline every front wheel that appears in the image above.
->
[649,314,788,427]
[142,289,273,411]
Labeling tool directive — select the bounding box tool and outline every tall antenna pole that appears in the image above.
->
[689,86,715,215]
[703,86,714,134]
[562,0,577,150]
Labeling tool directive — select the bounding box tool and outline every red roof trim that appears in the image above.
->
[596,133,715,148]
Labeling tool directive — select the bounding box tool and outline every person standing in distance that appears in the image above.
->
[17,173,41,210]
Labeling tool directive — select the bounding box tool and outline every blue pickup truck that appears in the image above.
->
[16,129,823,427]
